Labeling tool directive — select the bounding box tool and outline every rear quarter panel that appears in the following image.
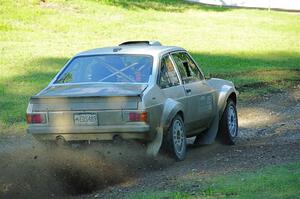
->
[141,85,186,140]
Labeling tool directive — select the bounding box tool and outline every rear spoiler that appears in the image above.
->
[30,93,142,100]
[119,41,162,46]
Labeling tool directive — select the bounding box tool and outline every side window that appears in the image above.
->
[159,55,180,89]
[171,52,203,84]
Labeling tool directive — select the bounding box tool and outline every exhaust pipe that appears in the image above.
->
[113,135,123,142]
[56,135,66,146]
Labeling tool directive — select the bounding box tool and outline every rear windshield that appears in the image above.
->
[55,55,153,84]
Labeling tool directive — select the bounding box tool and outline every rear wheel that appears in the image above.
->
[218,99,238,145]
[163,115,187,161]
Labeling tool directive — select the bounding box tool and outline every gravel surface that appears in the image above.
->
[0,88,299,199]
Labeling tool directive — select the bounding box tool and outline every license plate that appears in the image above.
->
[74,113,98,126]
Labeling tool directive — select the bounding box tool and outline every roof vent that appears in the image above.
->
[119,41,162,46]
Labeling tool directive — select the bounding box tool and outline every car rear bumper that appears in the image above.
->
[27,124,150,141]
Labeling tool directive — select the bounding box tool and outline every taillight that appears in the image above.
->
[128,112,147,122]
[26,113,46,124]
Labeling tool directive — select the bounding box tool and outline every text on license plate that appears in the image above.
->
[74,113,98,126]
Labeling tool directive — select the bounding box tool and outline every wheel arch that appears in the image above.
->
[217,85,238,119]
[160,98,185,130]
[228,92,237,105]
[177,110,184,122]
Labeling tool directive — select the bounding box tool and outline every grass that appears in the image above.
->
[128,161,300,199]
[0,0,299,131]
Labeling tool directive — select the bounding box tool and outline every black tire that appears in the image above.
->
[163,115,187,161]
[218,99,238,145]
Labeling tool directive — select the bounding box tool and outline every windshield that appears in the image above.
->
[55,55,153,84]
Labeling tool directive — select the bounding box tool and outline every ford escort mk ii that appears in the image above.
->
[26,41,238,160]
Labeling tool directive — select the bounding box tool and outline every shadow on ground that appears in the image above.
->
[101,0,231,12]
[190,51,300,94]
[0,57,69,128]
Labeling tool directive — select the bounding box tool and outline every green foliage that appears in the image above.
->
[0,0,299,131]
[197,162,300,199]
[128,162,300,199]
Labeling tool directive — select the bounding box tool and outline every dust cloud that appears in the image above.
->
[0,139,172,198]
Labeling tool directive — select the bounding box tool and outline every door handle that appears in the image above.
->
[185,88,192,94]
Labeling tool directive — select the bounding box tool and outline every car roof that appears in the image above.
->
[76,45,185,57]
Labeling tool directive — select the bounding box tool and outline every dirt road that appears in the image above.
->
[0,88,299,199]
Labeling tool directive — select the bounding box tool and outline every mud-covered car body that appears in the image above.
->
[27,41,238,158]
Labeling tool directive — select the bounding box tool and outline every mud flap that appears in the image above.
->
[146,126,163,156]
[197,113,219,145]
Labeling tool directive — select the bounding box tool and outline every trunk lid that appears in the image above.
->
[30,83,147,111]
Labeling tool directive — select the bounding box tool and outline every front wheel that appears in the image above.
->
[163,115,187,161]
[218,99,238,145]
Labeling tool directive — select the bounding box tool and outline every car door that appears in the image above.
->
[170,51,215,135]
[158,54,187,117]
